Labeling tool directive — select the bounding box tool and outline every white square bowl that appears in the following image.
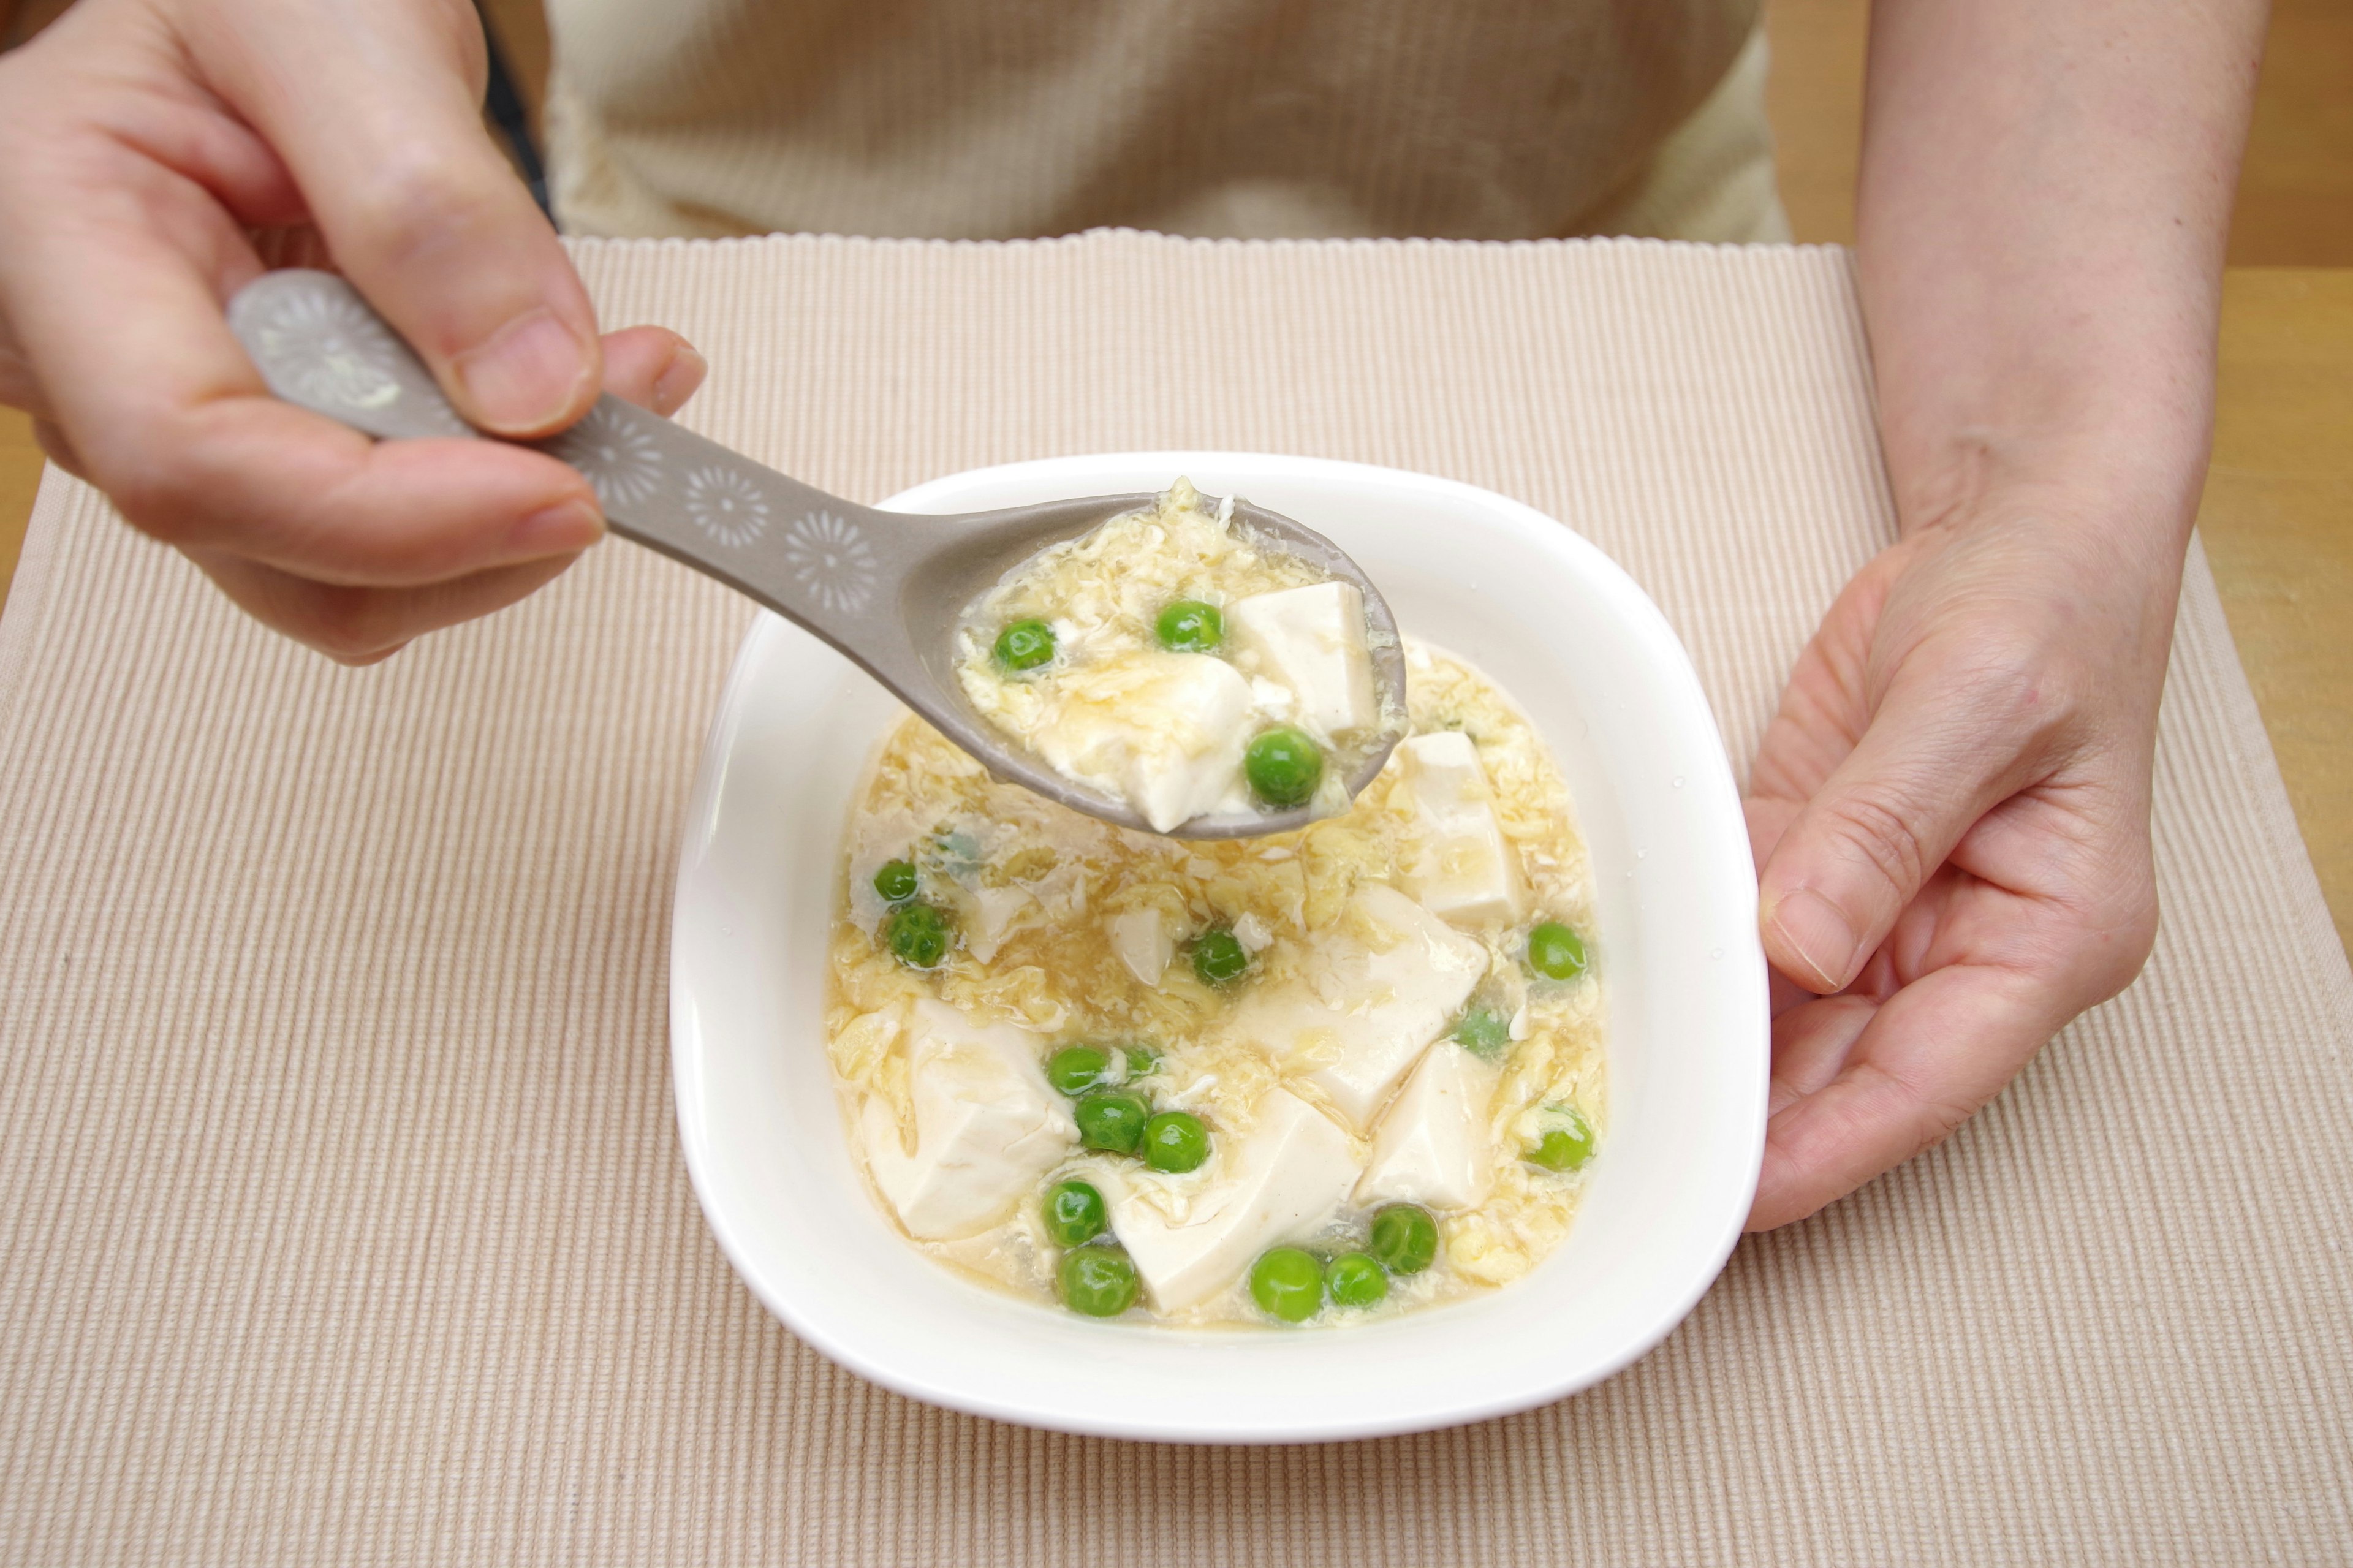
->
[669,452,1767,1444]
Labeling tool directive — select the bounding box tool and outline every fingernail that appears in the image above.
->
[1767,888,1859,993]
[454,309,593,433]
[508,498,604,558]
[652,342,708,416]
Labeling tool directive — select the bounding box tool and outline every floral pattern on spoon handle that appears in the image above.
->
[227,268,882,621]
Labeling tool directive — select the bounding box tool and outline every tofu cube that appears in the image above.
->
[1108,906,1175,985]
[1031,650,1254,831]
[966,885,1037,964]
[1225,883,1487,1131]
[1356,1042,1498,1210]
[1397,731,1527,926]
[1227,582,1377,740]
[1099,1088,1360,1312]
[858,1000,1076,1240]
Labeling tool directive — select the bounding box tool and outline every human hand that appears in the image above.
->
[1742,501,2180,1230]
[0,0,705,662]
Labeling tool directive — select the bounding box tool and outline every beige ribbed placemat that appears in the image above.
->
[2,234,2347,1566]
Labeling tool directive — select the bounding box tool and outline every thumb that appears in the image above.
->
[192,0,599,437]
[1758,660,2056,993]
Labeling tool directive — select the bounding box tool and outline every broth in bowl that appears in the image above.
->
[832,625,1605,1328]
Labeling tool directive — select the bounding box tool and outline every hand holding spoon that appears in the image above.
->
[226,269,1404,839]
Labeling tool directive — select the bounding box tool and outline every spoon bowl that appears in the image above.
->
[227,269,1406,838]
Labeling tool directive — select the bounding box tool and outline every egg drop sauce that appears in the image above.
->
[953,479,1404,825]
[828,640,1605,1327]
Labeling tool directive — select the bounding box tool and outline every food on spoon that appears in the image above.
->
[955,480,1398,831]
[827,636,1604,1327]
[1243,725,1324,808]
[1226,580,1379,739]
[993,618,1058,672]
[1154,599,1224,653]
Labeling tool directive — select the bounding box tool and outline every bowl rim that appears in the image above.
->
[670,450,1768,1442]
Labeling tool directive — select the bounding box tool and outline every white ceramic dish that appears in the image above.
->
[670,452,1767,1444]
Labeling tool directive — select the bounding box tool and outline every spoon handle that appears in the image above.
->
[225,269,912,658]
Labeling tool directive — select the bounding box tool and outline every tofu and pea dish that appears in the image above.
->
[827,481,1602,1328]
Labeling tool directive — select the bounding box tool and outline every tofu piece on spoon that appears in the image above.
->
[859,1000,1077,1241]
[1227,581,1378,740]
[1226,883,1487,1132]
[1396,731,1527,927]
[1029,649,1255,832]
[1356,1041,1498,1210]
[1097,1088,1361,1313]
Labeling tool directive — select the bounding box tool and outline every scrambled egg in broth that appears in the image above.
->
[954,480,1402,831]
[829,640,1605,1328]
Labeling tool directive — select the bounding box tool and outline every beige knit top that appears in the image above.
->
[542,0,1784,244]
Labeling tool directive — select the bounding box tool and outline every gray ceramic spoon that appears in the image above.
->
[225,268,1404,839]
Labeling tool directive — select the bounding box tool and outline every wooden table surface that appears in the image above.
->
[1,268,2347,958]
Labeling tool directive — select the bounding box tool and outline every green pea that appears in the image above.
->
[1074,1091,1151,1155]
[1526,920,1588,982]
[1249,1247,1325,1324]
[1191,928,1250,987]
[1141,1111,1210,1173]
[1042,1180,1107,1248]
[1155,599,1224,652]
[882,902,953,969]
[993,618,1056,672]
[872,858,919,903]
[1368,1204,1439,1276]
[1244,726,1324,808]
[1526,1107,1597,1172]
[1044,1045,1113,1097]
[930,828,983,881]
[1326,1252,1390,1310]
[1452,1004,1511,1059]
[1118,1045,1161,1081]
[1059,1246,1140,1317]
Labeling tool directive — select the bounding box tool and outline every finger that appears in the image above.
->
[170,327,700,659]
[1756,651,2066,994]
[2,131,604,585]
[0,329,44,417]
[99,324,701,581]
[32,418,86,480]
[1764,993,1876,1115]
[597,326,708,416]
[1745,960,2063,1230]
[183,0,599,437]
[187,547,582,665]
[1743,794,1800,877]
[120,397,601,586]
[1746,547,1908,812]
